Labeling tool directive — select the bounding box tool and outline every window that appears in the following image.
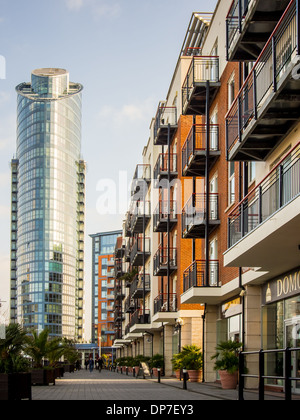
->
[228,162,235,205]
[228,74,235,110]
[248,162,256,184]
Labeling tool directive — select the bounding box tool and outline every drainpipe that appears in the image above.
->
[167,124,171,312]
[202,304,207,383]
[205,81,210,287]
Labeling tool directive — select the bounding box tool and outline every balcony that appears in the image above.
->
[182,124,220,176]
[153,153,178,181]
[183,260,220,292]
[130,236,151,266]
[153,103,178,146]
[182,56,220,115]
[124,295,135,314]
[153,247,177,276]
[114,281,125,300]
[182,193,220,239]
[130,274,151,299]
[226,1,300,161]
[130,200,151,234]
[131,164,151,198]
[153,293,177,315]
[129,309,151,330]
[224,143,300,276]
[153,200,178,232]
[226,0,291,61]
[115,237,125,258]
[114,258,124,278]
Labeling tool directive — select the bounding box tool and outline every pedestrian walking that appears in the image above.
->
[98,357,104,373]
[89,357,94,373]
[85,358,89,370]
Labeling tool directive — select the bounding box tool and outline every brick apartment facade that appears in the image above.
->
[113,0,300,394]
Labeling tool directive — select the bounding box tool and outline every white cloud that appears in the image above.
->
[65,0,84,11]
[65,0,121,18]
[99,96,156,126]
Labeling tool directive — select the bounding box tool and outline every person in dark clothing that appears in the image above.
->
[85,359,89,370]
[98,357,104,372]
[89,357,94,373]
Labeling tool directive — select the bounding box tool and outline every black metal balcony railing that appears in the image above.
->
[228,142,300,248]
[183,260,220,292]
[153,104,178,146]
[153,200,177,232]
[131,164,151,197]
[182,56,220,115]
[153,153,178,180]
[226,0,251,58]
[153,247,177,276]
[182,124,220,176]
[154,293,177,314]
[130,200,151,233]
[124,295,135,314]
[182,193,220,238]
[130,274,151,299]
[129,309,151,328]
[226,0,300,160]
[226,0,291,61]
[130,236,151,266]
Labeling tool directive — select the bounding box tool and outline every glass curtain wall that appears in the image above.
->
[14,69,84,339]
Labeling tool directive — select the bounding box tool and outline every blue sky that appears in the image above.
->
[0,0,217,336]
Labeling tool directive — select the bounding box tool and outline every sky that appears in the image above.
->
[0,0,217,339]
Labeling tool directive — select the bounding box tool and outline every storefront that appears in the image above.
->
[217,297,242,344]
[262,267,300,393]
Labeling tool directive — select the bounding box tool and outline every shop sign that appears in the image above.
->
[262,267,300,305]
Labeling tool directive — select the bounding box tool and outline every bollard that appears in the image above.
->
[133,367,135,377]
[157,368,161,383]
[126,367,128,376]
[183,368,188,390]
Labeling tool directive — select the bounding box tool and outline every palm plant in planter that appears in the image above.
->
[180,345,203,382]
[150,354,164,377]
[0,324,31,400]
[171,353,183,380]
[24,328,58,386]
[211,341,242,389]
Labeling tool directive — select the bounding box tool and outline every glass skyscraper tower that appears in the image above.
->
[10,68,85,340]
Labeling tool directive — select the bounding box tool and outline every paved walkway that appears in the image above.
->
[31,368,290,401]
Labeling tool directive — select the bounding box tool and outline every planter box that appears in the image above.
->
[31,369,56,386]
[0,373,32,401]
[64,364,75,373]
[54,367,64,379]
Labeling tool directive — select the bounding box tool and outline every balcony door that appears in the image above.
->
[210,176,218,220]
[209,238,218,286]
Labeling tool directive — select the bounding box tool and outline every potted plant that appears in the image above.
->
[171,353,183,380]
[24,328,57,386]
[0,324,32,400]
[180,345,203,382]
[150,354,164,377]
[211,340,242,389]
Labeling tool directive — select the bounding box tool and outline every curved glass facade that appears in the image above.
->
[14,69,85,339]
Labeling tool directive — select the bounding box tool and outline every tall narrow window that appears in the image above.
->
[228,74,235,110]
[228,162,235,206]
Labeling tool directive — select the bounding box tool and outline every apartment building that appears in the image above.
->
[113,0,300,392]
[90,230,122,357]
[224,0,300,393]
